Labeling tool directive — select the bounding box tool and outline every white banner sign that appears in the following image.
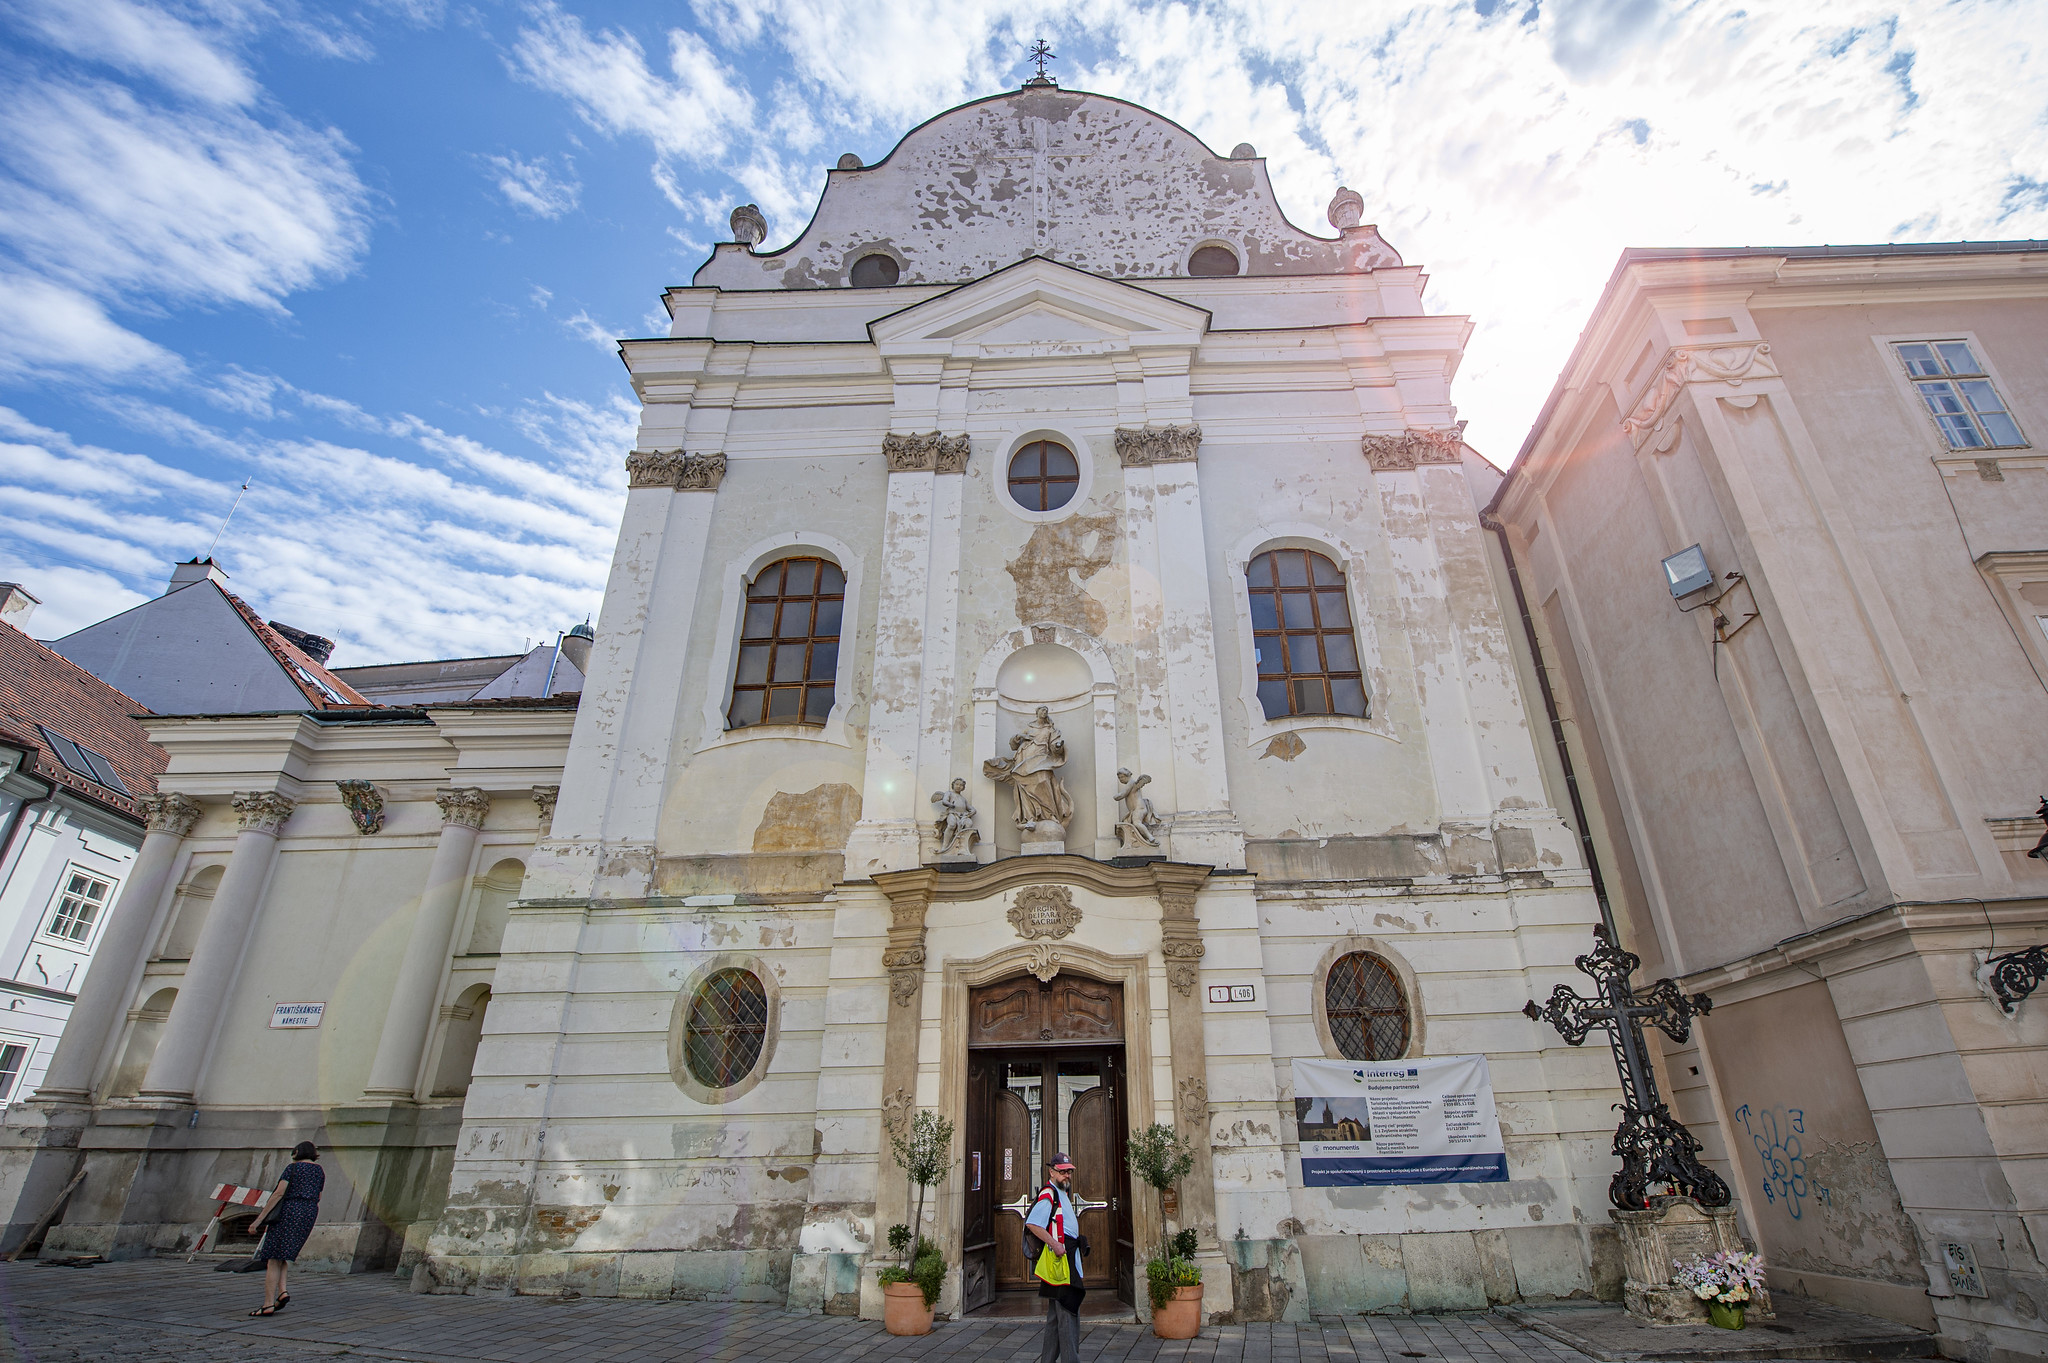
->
[1293,1055,1508,1186]
[270,1001,325,1029]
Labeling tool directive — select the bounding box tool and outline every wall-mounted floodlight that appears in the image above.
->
[1662,544,1713,598]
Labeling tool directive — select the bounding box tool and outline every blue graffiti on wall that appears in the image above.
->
[1733,1105,1832,1220]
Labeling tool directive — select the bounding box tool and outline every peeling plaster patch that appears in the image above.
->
[752,784,861,853]
[1372,913,1415,932]
[1261,731,1306,761]
[1005,513,1118,634]
[530,1205,605,1249]
[765,1165,811,1181]
[601,1183,621,1202]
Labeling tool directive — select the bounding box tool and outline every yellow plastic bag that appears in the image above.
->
[1033,1243,1072,1286]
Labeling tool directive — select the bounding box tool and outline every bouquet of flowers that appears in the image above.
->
[1673,1249,1767,1305]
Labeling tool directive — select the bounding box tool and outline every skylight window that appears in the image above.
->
[293,665,348,705]
[36,726,129,793]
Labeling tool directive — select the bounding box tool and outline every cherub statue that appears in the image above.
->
[931,778,980,859]
[1113,767,1162,850]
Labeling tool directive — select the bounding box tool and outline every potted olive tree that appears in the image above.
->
[1127,1122,1202,1339]
[878,1109,954,1335]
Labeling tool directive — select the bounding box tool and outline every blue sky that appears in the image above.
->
[2,0,2044,665]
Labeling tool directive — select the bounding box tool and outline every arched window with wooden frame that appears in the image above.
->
[1247,548,1367,720]
[727,556,844,728]
[1325,951,1410,1061]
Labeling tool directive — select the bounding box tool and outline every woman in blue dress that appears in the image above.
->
[246,1141,324,1316]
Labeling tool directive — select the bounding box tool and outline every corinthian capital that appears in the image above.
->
[1115,423,1201,467]
[142,791,204,838]
[436,787,491,830]
[883,431,972,474]
[232,791,295,835]
[625,449,688,488]
[1361,423,1467,471]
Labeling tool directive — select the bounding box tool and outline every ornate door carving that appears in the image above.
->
[969,976,1123,1047]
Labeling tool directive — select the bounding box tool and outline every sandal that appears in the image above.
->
[275,1293,290,1310]
[249,1305,278,1317]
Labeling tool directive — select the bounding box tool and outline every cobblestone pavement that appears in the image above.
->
[0,1259,1841,1362]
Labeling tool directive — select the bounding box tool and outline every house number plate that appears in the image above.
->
[1207,985,1256,1003]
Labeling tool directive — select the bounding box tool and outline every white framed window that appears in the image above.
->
[0,1037,32,1102]
[1225,525,1396,749]
[1893,340,2027,449]
[697,531,864,752]
[994,428,1097,524]
[42,867,114,947]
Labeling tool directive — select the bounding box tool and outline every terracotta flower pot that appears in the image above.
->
[882,1280,934,1336]
[1152,1283,1203,1339]
[1707,1300,1746,1330]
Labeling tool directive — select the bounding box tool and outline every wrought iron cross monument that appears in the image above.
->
[1524,925,1733,1210]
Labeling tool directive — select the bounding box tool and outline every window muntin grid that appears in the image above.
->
[1248,549,1368,720]
[1326,952,1409,1062]
[683,968,769,1089]
[1006,441,1079,512]
[1895,341,2026,449]
[727,556,844,729]
[44,869,112,945]
[0,1044,26,1103]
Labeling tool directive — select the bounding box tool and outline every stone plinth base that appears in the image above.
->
[1612,1197,1772,1325]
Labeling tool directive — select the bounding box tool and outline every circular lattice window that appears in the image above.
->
[682,967,770,1090]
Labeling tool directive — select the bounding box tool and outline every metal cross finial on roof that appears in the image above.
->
[1025,38,1057,86]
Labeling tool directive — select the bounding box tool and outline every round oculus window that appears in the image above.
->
[1188,245,1241,277]
[850,253,901,287]
[1007,441,1079,512]
[683,967,770,1088]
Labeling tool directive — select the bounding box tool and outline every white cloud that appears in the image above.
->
[560,309,619,350]
[487,152,582,217]
[0,68,369,377]
[8,0,260,106]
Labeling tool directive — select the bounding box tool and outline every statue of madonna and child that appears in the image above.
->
[983,705,1074,852]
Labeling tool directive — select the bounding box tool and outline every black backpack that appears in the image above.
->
[1021,1183,1059,1263]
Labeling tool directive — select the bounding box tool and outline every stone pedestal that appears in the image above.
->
[1019,821,1066,856]
[1612,1197,1772,1324]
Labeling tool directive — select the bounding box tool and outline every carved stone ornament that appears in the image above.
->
[141,791,203,838]
[1622,343,1778,451]
[532,784,560,834]
[1027,942,1063,983]
[883,431,972,474]
[626,450,726,490]
[881,1087,915,1136]
[1327,187,1364,231]
[729,203,767,247]
[335,780,384,835]
[1362,424,1467,471]
[884,945,926,1006]
[626,449,686,488]
[1177,1076,1209,1126]
[232,791,295,835]
[1162,939,1206,997]
[1008,885,1083,940]
[676,452,726,489]
[435,787,491,830]
[1114,423,1202,468]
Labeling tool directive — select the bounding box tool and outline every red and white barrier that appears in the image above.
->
[185,1183,271,1262]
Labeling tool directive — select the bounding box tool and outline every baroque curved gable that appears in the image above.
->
[694,88,1399,290]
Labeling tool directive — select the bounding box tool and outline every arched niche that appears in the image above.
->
[464,858,524,957]
[104,986,176,1099]
[970,625,1120,860]
[159,864,222,960]
[429,982,492,1098]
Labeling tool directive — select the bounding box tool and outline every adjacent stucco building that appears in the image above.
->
[1490,241,2048,1363]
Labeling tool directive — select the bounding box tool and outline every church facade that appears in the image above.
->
[0,86,1627,1321]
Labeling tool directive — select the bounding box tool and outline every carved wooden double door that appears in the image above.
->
[961,974,1135,1312]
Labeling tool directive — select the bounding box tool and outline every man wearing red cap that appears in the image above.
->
[1024,1153,1087,1362]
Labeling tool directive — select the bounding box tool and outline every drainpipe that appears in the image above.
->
[540,632,565,698]
[1477,511,1616,938]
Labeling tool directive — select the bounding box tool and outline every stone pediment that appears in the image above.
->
[868,256,1208,360]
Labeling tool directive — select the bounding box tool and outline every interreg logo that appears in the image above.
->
[1363,1068,1415,1079]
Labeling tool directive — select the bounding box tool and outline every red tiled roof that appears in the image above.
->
[0,622,165,821]
[215,587,371,709]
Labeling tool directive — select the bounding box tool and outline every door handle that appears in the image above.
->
[1002,1194,1109,1217]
